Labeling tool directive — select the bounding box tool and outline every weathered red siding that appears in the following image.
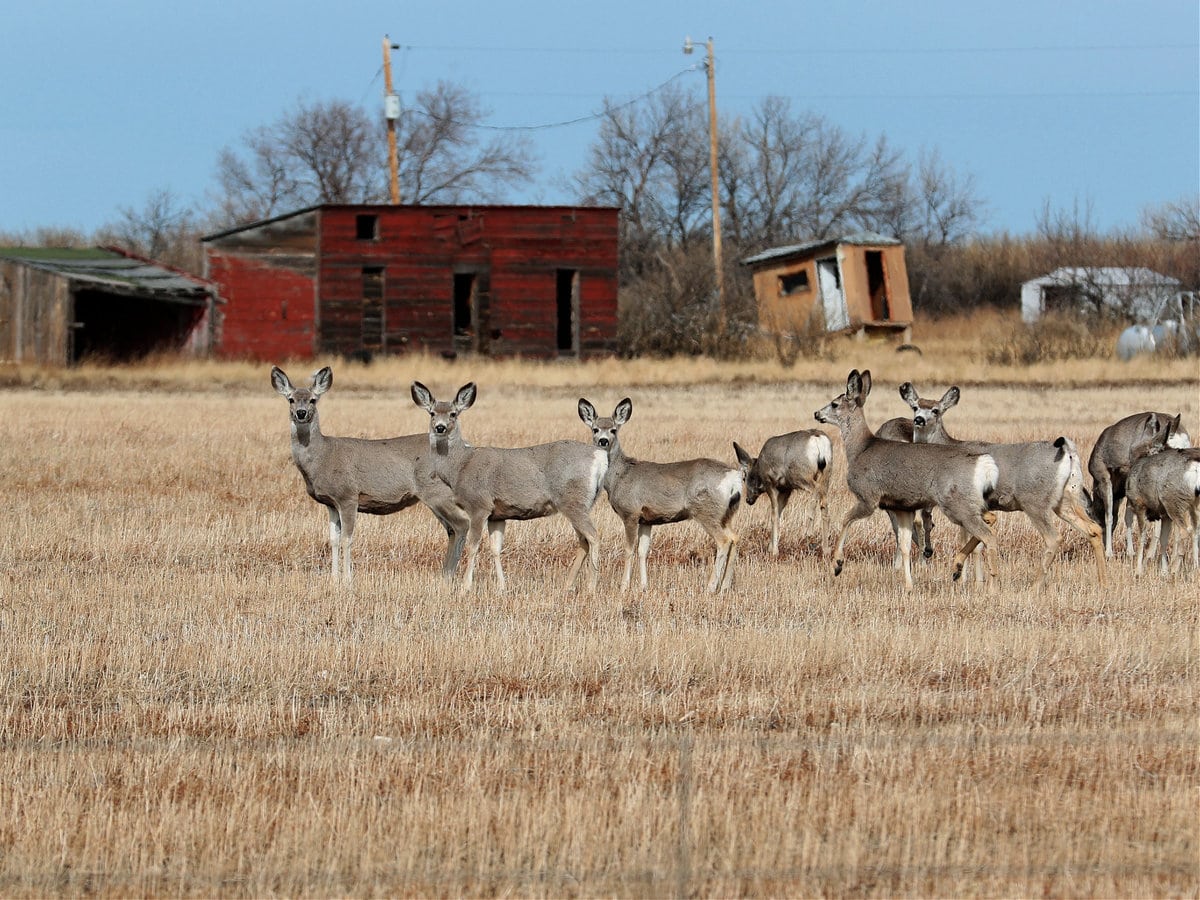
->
[204,204,619,361]
[206,254,315,360]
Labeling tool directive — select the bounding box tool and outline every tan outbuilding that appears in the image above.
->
[742,232,913,341]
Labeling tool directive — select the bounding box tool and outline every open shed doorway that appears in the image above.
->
[71,288,206,363]
[556,269,579,356]
[453,269,492,355]
[865,250,891,320]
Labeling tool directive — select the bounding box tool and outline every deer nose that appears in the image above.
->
[435,423,447,434]
[295,408,309,422]
[598,437,610,448]
[914,414,926,427]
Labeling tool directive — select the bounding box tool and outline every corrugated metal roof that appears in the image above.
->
[0,247,213,300]
[741,231,902,267]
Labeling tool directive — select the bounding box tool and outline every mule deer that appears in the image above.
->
[873,386,960,564]
[1088,411,1192,557]
[895,381,1106,586]
[578,397,745,594]
[813,370,1001,591]
[732,430,833,556]
[271,366,454,584]
[1124,415,1200,576]
[411,381,608,593]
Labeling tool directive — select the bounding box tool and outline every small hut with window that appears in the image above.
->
[742,232,913,341]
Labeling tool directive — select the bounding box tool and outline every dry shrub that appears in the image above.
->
[984,313,1119,365]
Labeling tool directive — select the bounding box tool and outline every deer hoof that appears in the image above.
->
[833,561,843,576]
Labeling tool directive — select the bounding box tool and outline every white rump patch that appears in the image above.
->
[718,469,743,501]
[809,433,833,470]
[1185,459,1200,496]
[1168,429,1192,450]
[974,455,1000,497]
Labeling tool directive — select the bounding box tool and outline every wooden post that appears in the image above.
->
[383,36,401,205]
[704,38,724,335]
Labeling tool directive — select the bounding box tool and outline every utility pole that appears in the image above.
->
[685,36,725,334]
[383,36,401,204]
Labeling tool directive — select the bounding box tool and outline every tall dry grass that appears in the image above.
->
[0,340,1196,897]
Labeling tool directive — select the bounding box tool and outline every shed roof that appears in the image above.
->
[0,247,214,303]
[741,231,902,267]
[1021,266,1181,290]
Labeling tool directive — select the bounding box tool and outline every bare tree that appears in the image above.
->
[1141,195,1200,242]
[399,80,536,204]
[210,87,536,229]
[97,187,201,271]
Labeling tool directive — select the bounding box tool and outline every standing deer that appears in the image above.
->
[874,385,961,564]
[813,370,1001,591]
[271,366,457,584]
[732,430,833,556]
[895,382,1106,586]
[1124,415,1200,576]
[578,397,746,594]
[411,381,608,593]
[1088,411,1192,557]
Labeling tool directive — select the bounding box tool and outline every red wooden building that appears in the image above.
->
[202,204,620,361]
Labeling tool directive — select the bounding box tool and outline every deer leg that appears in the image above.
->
[700,518,738,593]
[326,506,342,583]
[459,514,488,594]
[769,488,790,557]
[488,520,507,591]
[813,479,829,556]
[563,509,599,592]
[619,520,639,593]
[886,511,904,569]
[917,506,935,561]
[952,515,996,587]
[635,524,653,591]
[892,510,916,592]
[340,506,357,584]
[1100,479,1115,558]
[834,499,877,578]
[1056,494,1107,586]
[1133,510,1150,577]
[1157,518,1173,576]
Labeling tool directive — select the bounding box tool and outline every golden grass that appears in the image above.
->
[1,340,1197,898]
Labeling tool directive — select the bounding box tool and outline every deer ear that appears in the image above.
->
[411,381,434,412]
[846,370,861,399]
[578,398,596,426]
[455,383,477,411]
[311,367,333,396]
[859,370,872,399]
[614,398,633,425]
[271,366,293,397]
[898,382,919,410]
[733,442,753,468]
[941,386,961,410]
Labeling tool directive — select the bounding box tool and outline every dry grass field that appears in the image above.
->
[1,320,1197,898]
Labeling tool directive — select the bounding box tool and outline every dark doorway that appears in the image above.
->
[556,269,578,355]
[453,270,492,355]
[71,289,204,363]
[361,266,384,356]
[865,251,890,320]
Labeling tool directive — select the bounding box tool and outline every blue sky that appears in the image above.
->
[2,0,1196,238]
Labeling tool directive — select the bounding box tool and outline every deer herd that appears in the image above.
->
[271,365,1199,594]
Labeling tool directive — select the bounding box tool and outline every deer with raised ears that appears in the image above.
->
[894,381,1106,586]
[412,381,609,594]
[732,430,833,557]
[1124,414,1200,576]
[1088,411,1193,558]
[271,366,446,584]
[872,385,962,565]
[578,397,746,594]
[813,370,1001,591]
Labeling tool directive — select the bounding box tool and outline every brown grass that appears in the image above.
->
[0,333,1196,897]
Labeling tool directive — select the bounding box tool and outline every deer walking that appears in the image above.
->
[578,397,746,594]
[1088,411,1192,557]
[732,430,833,556]
[1124,415,1200,576]
[271,366,457,584]
[813,370,1001,591]
[411,381,608,593]
[894,381,1106,586]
